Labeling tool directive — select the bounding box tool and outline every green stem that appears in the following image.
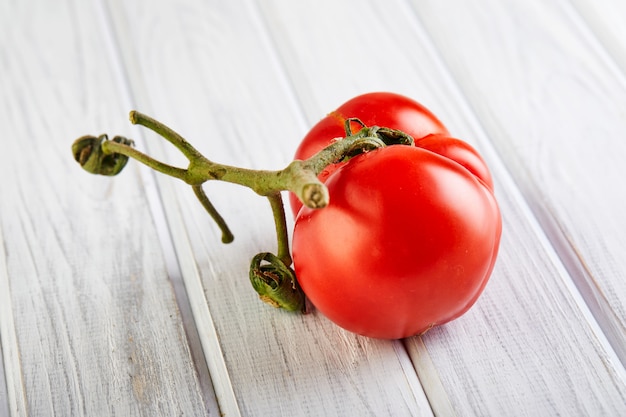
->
[99,112,399,209]
[192,185,234,244]
[130,111,204,161]
[267,192,291,266]
[73,110,414,312]
[97,135,326,208]
[102,139,189,181]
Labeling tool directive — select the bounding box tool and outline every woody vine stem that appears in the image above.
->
[72,111,414,312]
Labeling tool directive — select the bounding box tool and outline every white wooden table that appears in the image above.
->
[2,0,626,415]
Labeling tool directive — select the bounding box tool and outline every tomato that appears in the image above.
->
[291,143,501,339]
[289,92,450,217]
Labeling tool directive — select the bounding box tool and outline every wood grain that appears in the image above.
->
[0,0,214,415]
[570,0,626,75]
[0,339,9,417]
[0,236,27,416]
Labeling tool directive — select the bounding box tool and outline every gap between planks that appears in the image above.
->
[558,0,626,364]
[94,0,233,415]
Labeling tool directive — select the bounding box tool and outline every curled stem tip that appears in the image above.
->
[249,252,305,312]
[72,134,134,176]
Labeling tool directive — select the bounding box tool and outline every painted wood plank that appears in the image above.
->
[253,0,626,414]
[0,235,28,417]
[0,358,8,417]
[0,0,215,415]
[103,0,435,415]
[409,0,626,362]
[569,0,626,75]
[0,339,9,417]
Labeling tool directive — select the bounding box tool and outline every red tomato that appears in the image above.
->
[289,92,450,217]
[291,145,501,339]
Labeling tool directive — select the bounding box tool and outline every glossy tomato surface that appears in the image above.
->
[290,92,450,217]
[291,145,501,339]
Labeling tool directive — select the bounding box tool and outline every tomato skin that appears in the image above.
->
[289,92,449,217]
[415,134,494,191]
[292,145,501,339]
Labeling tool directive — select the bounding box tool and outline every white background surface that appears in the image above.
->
[1,0,626,415]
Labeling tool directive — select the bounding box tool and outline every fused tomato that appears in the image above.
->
[290,93,501,339]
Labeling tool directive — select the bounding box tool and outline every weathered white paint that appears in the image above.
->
[409,0,626,362]
[0,235,28,417]
[570,0,626,77]
[0,0,214,415]
[2,0,626,415]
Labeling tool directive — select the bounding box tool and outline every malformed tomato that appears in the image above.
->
[291,143,501,339]
[289,92,450,217]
